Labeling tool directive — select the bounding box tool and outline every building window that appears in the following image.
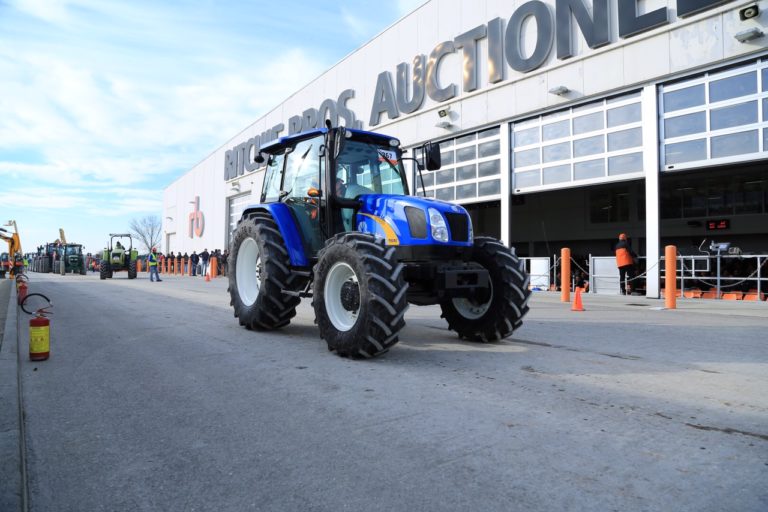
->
[659,59,768,170]
[511,90,644,193]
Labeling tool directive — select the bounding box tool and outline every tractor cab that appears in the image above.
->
[258,128,428,260]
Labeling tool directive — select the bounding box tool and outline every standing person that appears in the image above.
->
[182,252,189,274]
[148,247,162,282]
[190,251,199,277]
[220,249,228,276]
[614,233,637,295]
[200,248,210,277]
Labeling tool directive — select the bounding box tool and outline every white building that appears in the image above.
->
[163,0,768,297]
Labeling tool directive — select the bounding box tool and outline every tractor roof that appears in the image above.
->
[260,127,397,154]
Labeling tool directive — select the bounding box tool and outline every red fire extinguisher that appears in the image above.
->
[16,274,29,305]
[21,293,53,361]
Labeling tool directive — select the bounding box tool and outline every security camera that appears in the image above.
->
[734,27,764,42]
[548,85,570,96]
[739,4,760,20]
[437,106,451,118]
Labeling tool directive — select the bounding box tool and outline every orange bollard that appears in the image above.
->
[572,287,585,311]
[210,257,218,278]
[561,248,571,303]
[137,259,142,273]
[665,245,677,309]
[188,259,193,276]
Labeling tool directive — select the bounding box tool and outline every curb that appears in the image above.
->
[0,281,24,511]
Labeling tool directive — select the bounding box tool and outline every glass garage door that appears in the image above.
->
[511,90,645,193]
[660,58,768,171]
[412,126,502,203]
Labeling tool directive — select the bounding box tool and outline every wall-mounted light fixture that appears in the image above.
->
[739,4,760,20]
[435,120,453,129]
[230,182,241,192]
[548,85,570,96]
[734,27,764,42]
[165,216,173,221]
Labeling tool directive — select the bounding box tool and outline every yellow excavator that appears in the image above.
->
[0,220,23,278]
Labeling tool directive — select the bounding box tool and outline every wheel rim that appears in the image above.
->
[324,261,359,332]
[236,237,262,306]
[451,281,493,320]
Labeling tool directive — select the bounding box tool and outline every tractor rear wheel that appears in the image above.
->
[99,260,110,280]
[228,211,304,330]
[128,260,137,279]
[440,237,531,342]
[313,233,408,358]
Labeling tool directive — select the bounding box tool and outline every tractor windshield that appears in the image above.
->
[65,245,81,256]
[335,139,407,197]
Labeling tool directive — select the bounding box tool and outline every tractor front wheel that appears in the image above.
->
[128,260,137,279]
[313,233,408,358]
[440,237,531,342]
[99,260,110,280]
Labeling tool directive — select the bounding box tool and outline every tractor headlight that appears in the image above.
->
[428,208,449,242]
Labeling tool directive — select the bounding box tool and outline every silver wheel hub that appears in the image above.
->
[452,281,493,320]
[324,262,360,332]
[236,237,262,307]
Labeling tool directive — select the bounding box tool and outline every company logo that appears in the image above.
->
[188,196,204,238]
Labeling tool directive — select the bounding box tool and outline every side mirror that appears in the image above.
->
[424,142,441,171]
[254,152,265,164]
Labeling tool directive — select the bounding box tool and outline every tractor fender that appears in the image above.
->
[241,204,309,267]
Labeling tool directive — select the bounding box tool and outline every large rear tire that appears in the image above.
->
[128,260,137,279]
[313,233,408,358]
[440,237,530,342]
[228,211,304,330]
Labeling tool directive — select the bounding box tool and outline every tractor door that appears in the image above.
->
[280,135,325,257]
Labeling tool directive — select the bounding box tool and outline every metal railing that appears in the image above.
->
[547,252,767,300]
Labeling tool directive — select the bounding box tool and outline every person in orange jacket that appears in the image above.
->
[614,233,638,295]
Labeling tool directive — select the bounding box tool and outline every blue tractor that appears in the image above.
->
[228,125,531,358]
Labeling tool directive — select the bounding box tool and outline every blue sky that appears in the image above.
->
[0,0,424,254]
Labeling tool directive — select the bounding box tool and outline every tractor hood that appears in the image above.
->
[354,194,473,247]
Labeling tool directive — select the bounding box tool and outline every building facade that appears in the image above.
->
[163,0,768,297]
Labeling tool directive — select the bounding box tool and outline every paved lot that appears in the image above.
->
[2,271,767,511]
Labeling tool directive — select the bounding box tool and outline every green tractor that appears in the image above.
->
[100,234,138,280]
[54,243,87,275]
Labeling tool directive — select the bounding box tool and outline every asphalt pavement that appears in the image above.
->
[1,271,767,511]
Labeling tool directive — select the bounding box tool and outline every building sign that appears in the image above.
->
[188,196,205,238]
[223,89,362,181]
[369,0,733,125]
[223,0,733,180]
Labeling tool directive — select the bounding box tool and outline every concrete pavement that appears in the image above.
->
[1,271,767,511]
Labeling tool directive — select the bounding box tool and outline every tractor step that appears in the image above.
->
[281,289,313,298]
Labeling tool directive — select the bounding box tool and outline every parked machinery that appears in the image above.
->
[0,221,23,278]
[54,244,87,275]
[228,125,531,359]
[100,234,138,279]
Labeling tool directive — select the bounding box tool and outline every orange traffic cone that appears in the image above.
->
[572,287,585,312]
